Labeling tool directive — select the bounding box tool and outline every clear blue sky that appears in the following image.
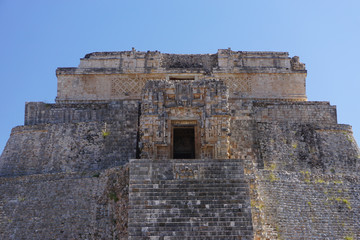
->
[0,0,359,153]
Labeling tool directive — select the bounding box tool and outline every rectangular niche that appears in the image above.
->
[171,120,199,159]
[173,127,195,159]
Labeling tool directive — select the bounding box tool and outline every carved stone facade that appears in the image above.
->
[56,48,307,102]
[140,79,230,159]
[111,74,167,98]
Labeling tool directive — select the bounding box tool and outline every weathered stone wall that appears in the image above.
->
[56,73,306,102]
[0,101,139,176]
[229,100,337,124]
[0,166,129,240]
[254,124,360,239]
[229,111,360,239]
[257,171,360,239]
[253,122,360,239]
[56,49,307,102]
[77,49,298,71]
[25,100,139,125]
[256,123,359,174]
[252,101,337,124]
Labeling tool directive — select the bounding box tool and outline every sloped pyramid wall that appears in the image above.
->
[0,166,129,239]
[253,122,360,239]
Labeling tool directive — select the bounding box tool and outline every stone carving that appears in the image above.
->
[111,75,159,97]
[224,75,252,96]
[291,56,306,70]
[140,79,230,159]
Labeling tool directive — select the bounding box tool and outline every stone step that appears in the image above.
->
[130,198,248,204]
[130,189,249,194]
[130,172,246,178]
[128,211,250,219]
[129,235,253,240]
[130,178,247,183]
[129,236,252,240]
[129,188,248,194]
[129,204,251,211]
[130,174,246,179]
[130,159,244,164]
[131,162,244,166]
[128,235,253,239]
[128,226,253,231]
[129,205,247,213]
[130,188,247,192]
[131,166,244,170]
[130,164,244,168]
[128,229,253,237]
[129,201,248,207]
[134,196,241,201]
[129,206,249,211]
[131,183,245,188]
[129,218,251,223]
[130,180,248,186]
[129,187,248,192]
[128,159,253,239]
[130,162,244,166]
[128,219,252,227]
[130,180,248,184]
[129,205,248,210]
[128,219,252,226]
[130,199,248,205]
[130,191,248,196]
[128,214,251,220]
[128,233,253,238]
[130,190,249,195]
[129,215,249,222]
[130,166,245,170]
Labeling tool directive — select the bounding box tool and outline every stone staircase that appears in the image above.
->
[129,159,253,240]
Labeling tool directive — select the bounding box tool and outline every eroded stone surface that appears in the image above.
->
[0,166,129,239]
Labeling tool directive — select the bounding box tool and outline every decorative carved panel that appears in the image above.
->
[224,75,252,96]
[111,76,146,97]
[111,75,166,98]
[139,79,230,159]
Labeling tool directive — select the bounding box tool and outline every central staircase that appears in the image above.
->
[128,159,253,240]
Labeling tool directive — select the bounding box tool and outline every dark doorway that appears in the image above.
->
[173,127,195,159]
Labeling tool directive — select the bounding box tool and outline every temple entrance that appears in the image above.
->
[173,127,195,159]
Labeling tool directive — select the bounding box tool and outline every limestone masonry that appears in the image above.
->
[0,49,359,239]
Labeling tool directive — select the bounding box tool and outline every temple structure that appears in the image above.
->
[0,49,359,239]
